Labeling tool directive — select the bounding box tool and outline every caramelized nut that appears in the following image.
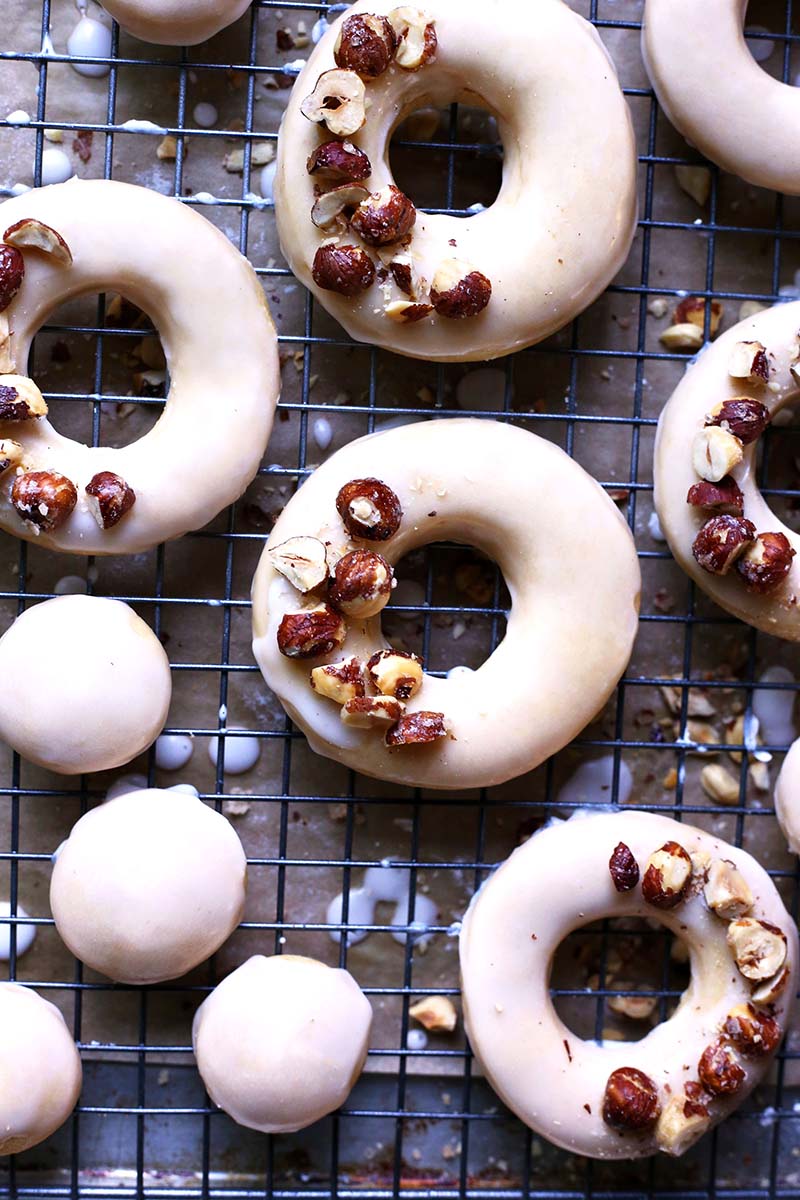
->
[311,184,370,231]
[367,649,423,699]
[706,398,770,445]
[736,532,795,593]
[0,375,47,421]
[312,244,375,297]
[300,69,367,138]
[608,842,640,892]
[430,259,492,319]
[310,656,367,704]
[698,1040,744,1096]
[277,604,347,659]
[686,476,744,516]
[336,477,402,540]
[674,296,723,335]
[641,841,692,909]
[3,218,72,265]
[351,185,416,247]
[341,694,404,728]
[0,438,22,473]
[409,994,457,1032]
[727,918,787,981]
[268,535,328,592]
[385,710,447,746]
[723,1003,781,1058]
[0,245,24,312]
[385,300,433,323]
[11,470,77,531]
[306,140,372,183]
[330,549,393,618]
[727,341,769,385]
[703,859,753,919]
[691,426,743,482]
[692,514,755,576]
[602,1067,661,1131]
[85,470,135,530]
[334,13,396,79]
[387,6,437,69]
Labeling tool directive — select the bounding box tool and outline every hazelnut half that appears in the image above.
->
[277,605,347,659]
[351,185,416,247]
[727,341,769,385]
[300,68,367,138]
[727,918,787,981]
[641,841,692,908]
[751,964,791,1006]
[385,710,447,746]
[3,218,72,265]
[341,695,404,728]
[310,656,367,704]
[330,549,393,618]
[0,374,47,421]
[85,470,135,530]
[387,6,437,69]
[602,1067,661,1132]
[430,259,492,319]
[336,477,402,540]
[723,1003,781,1058]
[608,842,640,892]
[697,1040,745,1096]
[706,398,770,445]
[736,532,795,593]
[11,470,77,531]
[655,1091,709,1157]
[385,300,433,323]
[268,535,328,593]
[312,244,375,297]
[686,476,744,516]
[311,183,370,231]
[703,859,754,920]
[0,245,24,312]
[692,514,755,576]
[691,426,743,482]
[334,13,396,79]
[368,649,423,699]
[306,140,372,183]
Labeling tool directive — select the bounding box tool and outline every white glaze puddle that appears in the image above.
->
[327,862,439,948]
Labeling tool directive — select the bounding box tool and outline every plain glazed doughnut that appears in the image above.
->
[654,300,800,640]
[460,810,798,1160]
[643,0,800,194]
[275,0,637,362]
[50,789,247,984]
[192,955,372,1133]
[0,595,171,775]
[252,419,641,790]
[775,738,800,853]
[100,0,252,46]
[0,983,82,1154]
[0,179,279,554]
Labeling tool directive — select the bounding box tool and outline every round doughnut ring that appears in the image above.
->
[654,300,800,640]
[251,419,641,790]
[775,738,800,853]
[101,0,252,46]
[460,809,798,1159]
[275,0,637,362]
[0,179,279,555]
[643,0,800,194]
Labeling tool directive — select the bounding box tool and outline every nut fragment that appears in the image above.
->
[727,341,769,385]
[0,245,24,312]
[698,1040,745,1096]
[659,323,704,351]
[674,163,711,207]
[341,695,404,728]
[706,398,770,444]
[691,427,744,482]
[641,841,692,909]
[310,656,367,704]
[387,7,437,69]
[388,253,415,296]
[727,918,787,981]
[0,438,22,473]
[0,375,47,421]
[351,185,416,247]
[736,532,795,593]
[607,985,658,1021]
[674,296,723,335]
[334,13,396,79]
[367,649,423,699]
[723,1003,781,1058]
[385,710,447,746]
[751,963,791,1006]
[330,549,393,618]
[602,1067,661,1131]
[312,244,375,297]
[306,140,372,183]
[336,478,402,540]
[84,470,135,530]
[700,763,740,806]
[311,183,370,231]
[3,218,72,266]
[268,535,328,592]
[703,859,753,918]
[11,470,77,531]
[686,476,744,516]
[277,604,347,659]
[385,300,433,323]
[300,69,367,138]
[408,995,457,1032]
[430,259,491,319]
[222,142,275,173]
[656,1090,710,1156]
[608,842,640,892]
[692,514,755,576]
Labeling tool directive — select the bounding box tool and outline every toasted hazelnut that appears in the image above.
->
[300,69,367,138]
[277,604,346,660]
[736,532,795,593]
[686,476,744,516]
[385,710,447,746]
[674,296,723,335]
[751,963,791,1006]
[659,323,704,351]
[85,471,135,530]
[700,762,740,807]
[608,842,640,892]
[306,140,372,183]
[430,259,492,319]
[698,1040,744,1096]
[3,218,72,266]
[0,374,47,421]
[602,1067,661,1131]
[310,656,367,704]
[11,470,77,531]
[385,300,433,323]
[607,985,658,1021]
[409,995,457,1033]
[703,859,753,919]
[387,6,437,69]
[706,398,770,445]
[727,918,787,981]
[351,185,416,247]
[312,244,375,297]
[691,427,744,482]
[692,514,755,576]
[641,841,692,909]
[388,253,415,296]
[268,535,328,592]
[0,438,22,474]
[336,478,402,540]
[0,245,24,312]
[334,13,396,79]
[311,183,370,231]
[367,649,423,699]
[723,1003,781,1058]
[341,694,404,728]
[655,1090,710,1157]
[330,549,393,618]
[727,341,769,385]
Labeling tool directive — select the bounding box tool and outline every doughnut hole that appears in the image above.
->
[743,0,797,82]
[27,291,167,449]
[390,103,503,215]
[753,396,800,533]
[550,917,691,1044]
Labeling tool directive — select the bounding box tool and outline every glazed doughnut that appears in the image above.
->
[101,0,252,46]
[192,955,373,1133]
[775,738,800,852]
[252,419,641,790]
[0,983,82,1154]
[654,300,800,639]
[275,0,637,362]
[460,810,798,1160]
[643,0,800,194]
[0,595,170,775]
[0,179,279,554]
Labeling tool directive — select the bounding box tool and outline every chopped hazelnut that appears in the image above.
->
[311,183,370,231]
[608,842,640,892]
[703,859,753,919]
[368,649,424,699]
[641,841,692,909]
[351,185,416,247]
[276,604,346,659]
[723,1003,781,1058]
[388,253,415,296]
[727,341,770,385]
[300,69,367,138]
[387,6,437,69]
[607,985,658,1021]
[706,398,770,444]
[341,694,404,728]
[3,217,72,266]
[312,244,375,297]
[310,656,367,704]
[686,476,744,516]
[0,245,23,313]
[385,300,433,323]
[336,478,402,540]
[0,438,22,474]
[691,427,743,482]
[85,470,135,530]
[727,918,787,981]
[700,763,740,806]
[698,1040,744,1096]
[751,964,791,1006]
[330,549,393,618]
[674,296,723,335]
[655,1090,710,1157]
[692,514,755,576]
[334,13,397,79]
[385,710,447,746]
[268,535,329,592]
[602,1067,661,1131]
[430,259,491,319]
[0,374,47,421]
[675,164,711,207]
[736,533,795,593]
[659,323,703,351]
[307,140,372,183]
[409,995,457,1032]
[11,470,77,531]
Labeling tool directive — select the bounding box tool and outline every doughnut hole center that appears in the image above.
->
[744,0,796,80]
[754,394,800,532]
[29,291,166,448]
[389,103,503,215]
[550,917,690,1044]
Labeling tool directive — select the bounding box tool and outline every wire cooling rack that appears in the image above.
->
[2,0,800,1196]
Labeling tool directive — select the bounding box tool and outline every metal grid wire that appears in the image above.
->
[2,0,800,1196]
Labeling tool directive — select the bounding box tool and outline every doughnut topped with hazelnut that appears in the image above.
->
[459,810,798,1159]
[275,0,637,362]
[252,418,640,790]
[655,300,800,639]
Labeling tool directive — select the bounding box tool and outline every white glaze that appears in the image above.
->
[67,17,112,78]
[207,731,261,774]
[753,666,797,746]
[192,102,218,128]
[100,0,252,46]
[774,738,800,853]
[40,149,74,186]
[0,901,37,959]
[155,733,194,770]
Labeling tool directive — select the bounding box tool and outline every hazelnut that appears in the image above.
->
[0,245,24,312]
[3,218,72,266]
[706,398,770,445]
[608,842,640,892]
[655,1091,710,1157]
[388,254,415,296]
[641,841,692,908]
[330,549,393,618]
[385,710,447,746]
[736,532,795,593]
[268,535,328,593]
[601,1067,661,1131]
[409,995,457,1033]
[312,244,375,297]
[751,963,791,1006]
[703,858,753,919]
[85,470,135,530]
[430,259,492,319]
[0,438,22,474]
[727,341,769,385]
[341,695,404,728]
[659,323,704,352]
[277,604,347,659]
[697,1040,745,1096]
[300,68,367,138]
[387,6,437,69]
[673,296,723,335]
[691,426,743,482]
[692,514,755,576]
[311,183,370,231]
[385,300,433,323]
[686,476,744,516]
[336,477,402,540]
[727,917,787,981]
[607,985,658,1021]
[306,140,372,183]
[310,656,367,704]
[0,374,47,421]
[723,1003,781,1058]
[333,13,396,79]
[367,649,423,699]
[351,185,416,247]
[11,470,77,531]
